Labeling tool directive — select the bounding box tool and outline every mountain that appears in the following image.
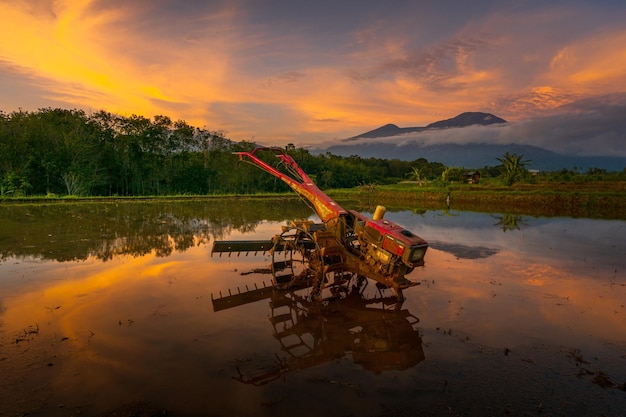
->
[317,111,626,171]
[344,124,426,142]
[346,112,507,141]
[345,123,425,140]
[318,141,626,171]
[425,112,507,129]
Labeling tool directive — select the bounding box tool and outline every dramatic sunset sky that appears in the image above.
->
[1,0,625,153]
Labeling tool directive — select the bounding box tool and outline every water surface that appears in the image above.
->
[1,200,625,416]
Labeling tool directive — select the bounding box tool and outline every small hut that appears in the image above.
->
[462,171,481,184]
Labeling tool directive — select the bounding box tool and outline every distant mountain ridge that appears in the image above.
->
[346,112,507,141]
[425,112,507,129]
[314,111,626,171]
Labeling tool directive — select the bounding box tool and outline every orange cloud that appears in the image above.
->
[0,1,232,126]
[545,29,626,93]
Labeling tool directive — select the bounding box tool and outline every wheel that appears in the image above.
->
[271,226,324,298]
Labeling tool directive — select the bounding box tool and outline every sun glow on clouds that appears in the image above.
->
[0,1,226,126]
[2,2,129,104]
[552,30,626,88]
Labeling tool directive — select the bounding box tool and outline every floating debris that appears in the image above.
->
[591,371,615,388]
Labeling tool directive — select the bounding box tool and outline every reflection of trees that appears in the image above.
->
[492,214,528,232]
[0,199,314,262]
[437,207,459,217]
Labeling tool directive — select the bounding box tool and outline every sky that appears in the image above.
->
[1,0,625,154]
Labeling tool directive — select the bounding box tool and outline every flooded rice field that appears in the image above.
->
[1,199,625,417]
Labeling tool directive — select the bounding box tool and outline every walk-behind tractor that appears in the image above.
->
[211,147,428,302]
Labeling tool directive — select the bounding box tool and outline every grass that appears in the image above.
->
[325,180,626,219]
[0,192,296,204]
[2,181,625,219]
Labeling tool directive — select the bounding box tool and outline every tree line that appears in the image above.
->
[0,108,449,197]
[4,108,624,198]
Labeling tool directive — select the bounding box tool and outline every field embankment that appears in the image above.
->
[2,182,625,219]
[329,181,626,219]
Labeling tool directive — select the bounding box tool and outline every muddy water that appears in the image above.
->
[0,200,625,417]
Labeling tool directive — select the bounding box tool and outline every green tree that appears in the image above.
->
[496,152,531,186]
[408,167,422,185]
[1,171,31,196]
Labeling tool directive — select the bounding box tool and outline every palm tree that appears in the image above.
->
[409,167,423,185]
[441,168,450,183]
[497,152,531,186]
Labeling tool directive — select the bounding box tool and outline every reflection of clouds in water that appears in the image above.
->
[387,210,626,277]
[0,245,279,416]
[427,242,499,259]
[414,247,626,350]
[223,219,303,240]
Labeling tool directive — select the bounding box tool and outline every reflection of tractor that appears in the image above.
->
[212,147,428,301]
[213,286,424,385]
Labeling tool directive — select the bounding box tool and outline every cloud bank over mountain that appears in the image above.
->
[315,93,626,158]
